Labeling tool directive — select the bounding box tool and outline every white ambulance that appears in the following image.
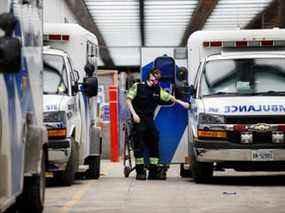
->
[0,1,47,212]
[188,29,285,182]
[43,23,101,186]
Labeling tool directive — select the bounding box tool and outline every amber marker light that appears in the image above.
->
[198,130,227,139]
[48,128,67,139]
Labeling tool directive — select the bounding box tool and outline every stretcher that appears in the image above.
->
[123,55,191,177]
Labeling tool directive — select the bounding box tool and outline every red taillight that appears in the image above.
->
[278,125,285,131]
[203,41,210,47]
[210,41,222,47]
[234,124,247,132]
[47,34,70,41]
[48,34,61,41]
[203,39,283,48]
[236,41,247,48]
[62,35,70,41]
[261,40,273,46]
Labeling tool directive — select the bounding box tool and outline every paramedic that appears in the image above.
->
[126,68,190,180]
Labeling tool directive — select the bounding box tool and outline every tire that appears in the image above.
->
[85,155,101,179]
[57,139,79,186]
[192,155,213,183]
[180,164,192,178]
[17,151,46,213]
[5,204,17,213]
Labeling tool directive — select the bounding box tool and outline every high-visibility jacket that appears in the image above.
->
[127,82,172,118]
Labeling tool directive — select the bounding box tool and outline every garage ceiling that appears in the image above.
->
[83,0,278,67]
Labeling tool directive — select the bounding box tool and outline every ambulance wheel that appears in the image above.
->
[17,151,46,213]
[85,155,101,179]
[124,166,131,178]
[192,156,213,183]
[60,140,79,186]
[180,164,192,178]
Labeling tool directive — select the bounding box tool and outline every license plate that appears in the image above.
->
[252,150,273,161]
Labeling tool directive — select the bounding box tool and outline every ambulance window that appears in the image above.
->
[92,45,96,63]
[67,57,76,82]
[193,63,202,97]
[200,58,285,97]
[194,63,201,88]
[87,41,96,65]
[43,54,69,95]
[95,45,98,57]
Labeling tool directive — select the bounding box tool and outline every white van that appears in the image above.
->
[188,29,285,182]
[43,23,101,186]
[0,1,47,212]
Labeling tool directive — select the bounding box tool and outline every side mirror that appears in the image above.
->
[84,63,95,77]
[0,13,21,73]
[72,82,79,94]
[176,66,188,82]
[83,76,98,97]
[71,70,80,95]
[74,70,80,81]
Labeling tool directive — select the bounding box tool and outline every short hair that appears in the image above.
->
[148,68,161,79]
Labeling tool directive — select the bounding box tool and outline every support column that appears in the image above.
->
[109,85,119,162]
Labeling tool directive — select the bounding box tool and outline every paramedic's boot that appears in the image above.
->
[135,165,146,180]
[148,165,159,180]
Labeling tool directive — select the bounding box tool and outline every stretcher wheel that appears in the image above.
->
[180,163,192,178]
[124,166,131,178]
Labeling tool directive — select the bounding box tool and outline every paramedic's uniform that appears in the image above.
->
[127,82,172,178]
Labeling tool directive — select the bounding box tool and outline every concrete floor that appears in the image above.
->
[44,160,285,213]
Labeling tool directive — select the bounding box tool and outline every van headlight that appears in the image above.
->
[43,111,66,123]
[198,113,225,124]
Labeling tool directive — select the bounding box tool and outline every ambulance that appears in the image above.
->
[188,29,285,182]
[43,23,101,186]
[0,0,47,212]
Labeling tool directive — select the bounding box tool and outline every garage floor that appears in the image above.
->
[44,160,285,213]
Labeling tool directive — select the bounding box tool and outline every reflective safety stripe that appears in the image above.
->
[149,157,159,165]
[127,83,138,100]
[160,88,172,102]
[0,29,4,37]
[135,158,144,165]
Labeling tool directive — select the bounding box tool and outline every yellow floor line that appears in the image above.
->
[60,184,92,213]
[59,162,116,213]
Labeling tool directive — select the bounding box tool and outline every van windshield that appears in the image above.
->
[43,54,69,95]
[200,58,285,97]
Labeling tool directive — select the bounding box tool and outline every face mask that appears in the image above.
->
[150,76,159,85]
[152,79,159,85]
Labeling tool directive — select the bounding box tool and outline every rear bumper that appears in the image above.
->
[47,138,71,171]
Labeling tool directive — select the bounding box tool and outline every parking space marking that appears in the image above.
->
[59,161,116,213]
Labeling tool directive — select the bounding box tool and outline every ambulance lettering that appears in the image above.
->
[45,104,58,111]
[225,105,285,113]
